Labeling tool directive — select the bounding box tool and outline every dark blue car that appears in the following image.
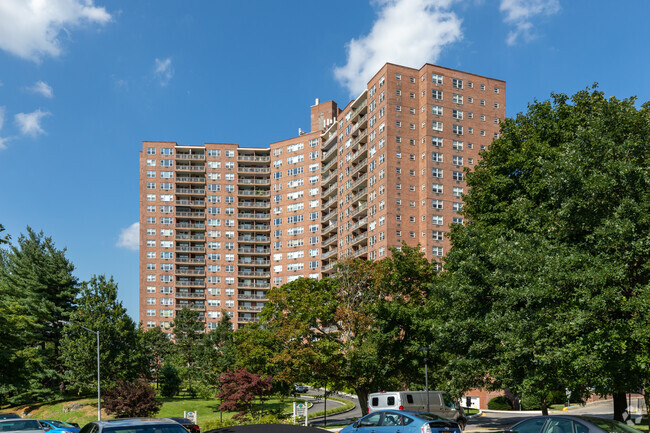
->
[341,410,462,433]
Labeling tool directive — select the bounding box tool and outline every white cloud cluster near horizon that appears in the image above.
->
[500,0,560,45]
[0,107,10,150]
[116,222,139,251]
[334,0,462,97]
[28,80,54,98]
[154,58,174,87]
[0,0,111,62]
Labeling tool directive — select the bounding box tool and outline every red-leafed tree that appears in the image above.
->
[217,368,273,420]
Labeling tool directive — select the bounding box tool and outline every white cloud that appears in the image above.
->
[154,57,174,87]
[28,80,54,98]
[500,0,560,45]
[116,222,139,251]
[0,0,111,62]
[334,0,462,97]
[0,106,10,150]
[15,109,51,136]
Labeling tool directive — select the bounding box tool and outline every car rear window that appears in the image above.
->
[104,425,188,433]
[1,420,42,431]
[387,396,395,406]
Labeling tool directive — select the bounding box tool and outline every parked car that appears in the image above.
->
[340,410,462,433]
[0,414,21,420]
[0,419,45,433]
[168,418,200,433]
[293,385,309,393]
[38,420,80,433]
[368,391,467,429]
[506,415,643,433]
[79,419,188,433]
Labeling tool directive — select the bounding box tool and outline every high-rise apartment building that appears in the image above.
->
[139,63,505,330]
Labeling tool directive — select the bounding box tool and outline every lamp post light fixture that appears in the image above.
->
[420,347,430,413]
[60,320,101,421]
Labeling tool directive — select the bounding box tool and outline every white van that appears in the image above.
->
[368,391,467,429]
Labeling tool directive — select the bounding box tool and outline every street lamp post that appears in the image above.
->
[420,347,430,412]
[60,320,101,421]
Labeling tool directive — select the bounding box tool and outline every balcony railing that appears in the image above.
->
[238,201,270,208]
[238,167,271,173]
[238,236,270,243]
[175,280,205,287]
[238,247,270,254]
[175,154,205,160]
[175,292,205,299]
[175,269,206,276]
[175,211,205,218]
[238,178,270,185]
[322,247,338,259]
[238,190,271,197]
[238,294,268,300]
[175,257,205,264]
[238,224,270,231]
[175,165,205,172]
[238,259,270,265]
[176,222,205,230]
[176,188,205,195]
[175,303,205,310]
[238,270,270,277]
[238,155,270,162]
[175,246,205,252]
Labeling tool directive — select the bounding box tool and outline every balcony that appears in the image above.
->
[175,153,205,160]
[321,196,337,211]
[238,166,270,174]
[350,158,368,176]
[349,202,368,218]
[238,213,270,220]
[175,211,205,219]
[322,235,337,247]
[238,270,270,277]
[238,178,270,186]
[175,199,205,207]
[176,176,205,184]
[175,222,205,230]
[175,245,205,253]
[175,233,205,241]
[350,187,368,204]
[237,281,270,289]
[321,261,337,272]
[351,231,368,246]
[238,155,270,162]
[321,222,337,235]
[175,280,205,288]
[321,158,337,174]
[238,259,270,266]
[176,188,205,195]
[175,292,205,299]
[238,224,270,231]
[238,235,270,243]
[238,190,271,197]
[322,247,338,260]
[351,173,368,190]
[238,293,268,300]
[238,305,264,312]
[349,216,368,232]
[322,183,338,199]
[175,269,206,276]
[350,99,367,123]
[175,303,205,310]
[175,257,205,264]
[353,246,369,258]
[322,209,337,223]
[321,169,337,186]
[238,201,270,209]
[175,165,205,172]
[350,144,368,164]
[237,316,260,323]
[322,145,337,162]
[238,247,270,254]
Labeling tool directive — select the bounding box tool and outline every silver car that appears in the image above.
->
[507,415,643,433]
[0,419,45,433]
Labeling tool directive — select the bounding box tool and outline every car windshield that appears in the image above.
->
[47,422,74,428]
[581,418,643,433]
[104,425,188,433]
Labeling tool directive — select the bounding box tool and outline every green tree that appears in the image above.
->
[61,275,144,393]
[441,87,650,420]
[159,363,182,398]
[0,227,78,404]
[171,307,206,395]
[139,326,174,387]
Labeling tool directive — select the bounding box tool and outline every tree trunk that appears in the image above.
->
[613,391,628,422]
[540,395,549,416]
[356,388,369,415]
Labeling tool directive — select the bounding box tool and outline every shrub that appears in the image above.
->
[160,364,181,398]
[103,379,162,418]
[487,396,513,410]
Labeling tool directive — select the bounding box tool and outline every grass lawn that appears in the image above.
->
[5,396,321,430]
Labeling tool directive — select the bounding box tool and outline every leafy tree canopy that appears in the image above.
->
[441,87,650,419]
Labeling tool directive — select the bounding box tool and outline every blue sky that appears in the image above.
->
[1,0,649,320]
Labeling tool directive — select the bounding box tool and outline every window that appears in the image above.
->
[494,102,500,109]
[432,246,444,257]
[452,171,464,181]
[432,199,443,209]
[453,202,463,211]
[432,90,443,100]
[432,215,443,225]
[432,168,443,178]
[453,155,463,166]
[480,99,486,106]
[452,78,463,89]
[432,184,443,194]
[432,105,443,116]
[452,109,463,120]
[452,140,463,151]
[452,94,463,104]
[432,137,443,147]
[432,74,443,84]
[432,121,443,132]
[453,125,463,135]
[432,152,443,162]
